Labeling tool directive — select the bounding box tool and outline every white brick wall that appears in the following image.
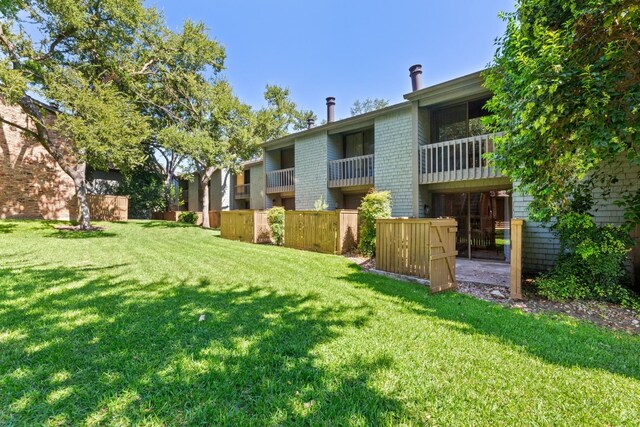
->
[373,108,414,217]
[295,132,329,210]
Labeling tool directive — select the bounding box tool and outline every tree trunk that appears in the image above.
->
[200,167,216,229]
[71,163,91,229]
[164,172,174,212]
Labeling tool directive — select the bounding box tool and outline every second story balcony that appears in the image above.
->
[266,167,295,194]
[419,133,502,184]
[328,154,374,188]
[235,184,250,199]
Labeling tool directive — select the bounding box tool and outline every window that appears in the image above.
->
[343,128,374,158]
[244,169,251,184]
[430,97,491,143]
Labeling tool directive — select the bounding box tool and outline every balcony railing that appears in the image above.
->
[266,167,295,193]
[328,154,374,188]
[419,133,502,184]
[235,184,250,199]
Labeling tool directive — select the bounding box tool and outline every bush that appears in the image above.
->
[536,213,640,310]
[113,160,167,219]
[267,206,285,245]
[358,190,392,257]
[178,211,199,224]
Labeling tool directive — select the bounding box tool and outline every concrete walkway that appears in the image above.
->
[456,258,510,287]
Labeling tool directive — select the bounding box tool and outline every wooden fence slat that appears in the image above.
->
[510,219,524,299]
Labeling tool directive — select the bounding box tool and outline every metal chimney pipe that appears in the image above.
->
[326,97,336,123]
[409,64,423,91]
[307,117,315,129]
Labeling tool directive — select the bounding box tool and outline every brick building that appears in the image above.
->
[0,102,77,220]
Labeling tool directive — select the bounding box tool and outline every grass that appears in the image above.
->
[1,220,639,426]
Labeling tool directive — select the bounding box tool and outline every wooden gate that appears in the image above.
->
[428,219,458,292]
[376,218,457,292]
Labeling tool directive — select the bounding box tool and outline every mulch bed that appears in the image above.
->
[457,281,640,335]
[348,256,640,335]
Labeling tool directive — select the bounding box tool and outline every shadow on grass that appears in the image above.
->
[340,264,640,381]
[0,223,17,234]
[140,220,197,229]
[0,264,400,425]
[45,230,117,239]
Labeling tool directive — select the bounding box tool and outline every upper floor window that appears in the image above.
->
[343,128,374,158]
[430,97,491,143]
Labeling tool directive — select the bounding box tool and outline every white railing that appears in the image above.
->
[266,167,295,193]
[235,184,250,198]
[419,133,503,184]
[328,154,374,188]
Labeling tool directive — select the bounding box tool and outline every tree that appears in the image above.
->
[0,1,151,229]
[350,98,389,116]
[255,85,316,141]
[124,17,226,212]
[160,80,258,229]
[484,0,640,224]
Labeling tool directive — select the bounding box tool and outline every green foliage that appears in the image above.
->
[255,85,316,141]
[313,195,328,211]
[267,206,285,246]
[115,164,166,219]
[537,213,639,309]
[350,98,390,116]
[178,211,199,224]
[358,190,392,257]
[484,0,640,223]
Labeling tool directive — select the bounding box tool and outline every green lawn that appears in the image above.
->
[1,220,639,426]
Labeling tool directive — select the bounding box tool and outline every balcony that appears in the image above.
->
[419,133,502,184]
[266,167,295,193]
[235,184,250,199]
[328,154,374,188]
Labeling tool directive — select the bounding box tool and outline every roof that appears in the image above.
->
[261,101,411,149]
[261,69,489,149]
[403,70,489,106]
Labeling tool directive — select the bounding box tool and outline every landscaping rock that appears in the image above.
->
[490,290,507,299]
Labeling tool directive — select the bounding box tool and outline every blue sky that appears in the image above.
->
[146,0,515,120]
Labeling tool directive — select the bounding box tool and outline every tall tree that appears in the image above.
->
[160,80,258,228]
[0,1,151,229]
[124,17,226,211]
[484,0,640,223]
[350,98,389,116]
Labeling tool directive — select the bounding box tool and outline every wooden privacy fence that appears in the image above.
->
[284,210,359,254]
[220,210,271,243]
[71,195,128,221]
[510,219,524,299]
[376,218,458,293]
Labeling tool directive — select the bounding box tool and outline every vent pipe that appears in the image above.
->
[409,64,423,91]
[326,97,336,123]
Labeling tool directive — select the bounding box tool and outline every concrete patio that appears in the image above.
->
[456,258,510,287]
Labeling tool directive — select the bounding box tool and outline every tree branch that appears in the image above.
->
[0,114,38,138]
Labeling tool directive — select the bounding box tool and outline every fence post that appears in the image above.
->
[510,219,524,299]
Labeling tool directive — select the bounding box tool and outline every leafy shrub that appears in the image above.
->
[113,159,167,219]
[267,206,285,245]
[358,190,392,257]
[178,211,199,224]
[536,213,639,310]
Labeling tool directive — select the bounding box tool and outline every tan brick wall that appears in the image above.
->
[0,102,76,220]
